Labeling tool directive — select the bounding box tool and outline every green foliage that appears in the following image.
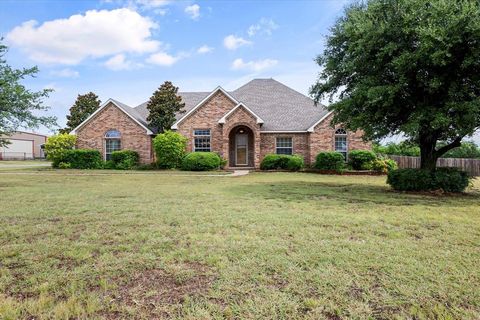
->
[110,150,139,170]
[147,81,185,133]
[153,130,187,169]
[60,92,101,134]
[181,152,221,171]
[44,134,77,167]
[260,154,304,171]
[373,142,420,157]
[314,152,345,170]
[134,163,157,170]
[438,141,480,159]
[0,39,57,147]
[433,168,471,193]
[348,150,377,170]
[384,159,398,172]
[103,160,116,170]
[370,159,388,173]
[387,168,470,192]
[57,162,71,169]
[311,0,480,170]
[374,141,480,159]
[286,155,304,171]
[56,149,102,169]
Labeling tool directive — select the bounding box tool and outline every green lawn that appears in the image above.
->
[0,170,479,319]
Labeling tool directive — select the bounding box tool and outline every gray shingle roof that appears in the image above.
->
[130,79,328,132]
[230,79,328,131]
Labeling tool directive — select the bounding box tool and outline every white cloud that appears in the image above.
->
[105,54,137,70]
[49,68,79,78]
[146,51,180,66]
[135,0,169,7]
[231,58,278,72]
[247,18,278,37]
[6,8,160,65]
[223,35,252,50]
[135,0,170,15]
[185,4,200,20]
[197,45,213,54]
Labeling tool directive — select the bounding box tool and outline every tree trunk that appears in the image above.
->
[419,134,438,171]
[420,146,438,171]
[419,133,462,171]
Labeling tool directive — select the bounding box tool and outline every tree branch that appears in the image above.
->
[435,137,462,157]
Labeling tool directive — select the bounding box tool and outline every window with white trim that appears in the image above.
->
[276,137,293,155]
[193,129,211,152]
[105,130,121,160]
[334,128,348,160]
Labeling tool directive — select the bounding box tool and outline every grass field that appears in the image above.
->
[0,170,479,319]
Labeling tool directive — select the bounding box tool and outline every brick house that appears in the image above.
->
[71,79,370,168]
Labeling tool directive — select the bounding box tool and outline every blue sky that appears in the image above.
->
[1,0,479,143]
[0,0,350,133]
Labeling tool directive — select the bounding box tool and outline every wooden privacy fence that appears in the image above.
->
[386,155,480,176]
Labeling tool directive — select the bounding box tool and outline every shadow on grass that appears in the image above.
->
[230,180,480,207]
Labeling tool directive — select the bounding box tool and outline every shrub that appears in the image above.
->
[58,162,71,169]
[371,158,398,173]
[260,154,304,171]
[44,134,77,167]
[314,152,345,170]
[181,152,221,171]
[110,150,139,170]
[384,159,398,172]
[153,131,187,169]
[286,155,304,171]
[261,154,285,170]
[103,160,116,170]
[433,168,470,193]
[387,168,470,192]
[134,163,157,170]
[348,150,377,170]
[370,159,388,173]
[56,149,102,169]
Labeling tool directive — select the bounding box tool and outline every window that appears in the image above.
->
[334,128,348,160]
[105,130,121,160]
[193,129,211,152]
[276,137,293,155]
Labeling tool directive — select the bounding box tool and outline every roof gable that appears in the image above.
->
[70,99,153,135]
[171,87,239,129]
[218,103,264,125]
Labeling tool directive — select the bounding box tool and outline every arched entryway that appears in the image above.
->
[228,125,255,167]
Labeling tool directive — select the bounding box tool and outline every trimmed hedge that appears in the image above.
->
[181,152,221,171]
[110,150,139,170]
[56,149,102,169]
[348,150,377,170]
[387,168,470,192]
[314,152,345,170]
[260,154,304,171]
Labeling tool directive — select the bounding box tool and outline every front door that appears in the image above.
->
[235,133,248,166]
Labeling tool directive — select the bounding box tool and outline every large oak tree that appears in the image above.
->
[0,40,56,146]
[310,0,480,170]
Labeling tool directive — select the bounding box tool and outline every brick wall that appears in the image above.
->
[260,133,310,165]
[222,106,261,167]
[309,113,371,165]
[176,91,237,156]
[75,102,153,164]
